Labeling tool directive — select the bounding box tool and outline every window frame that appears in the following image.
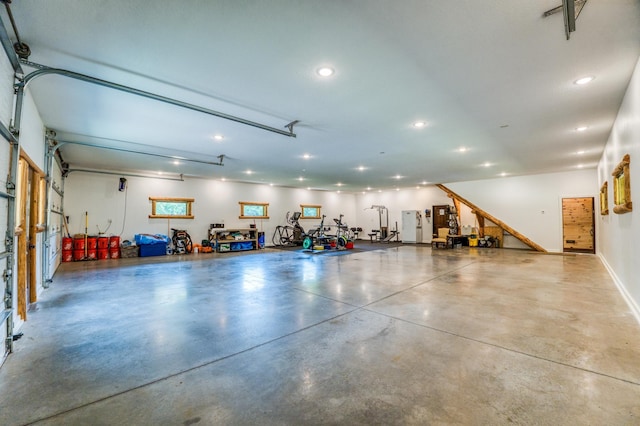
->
[300,204,322,219]
[149,197,195,219]
[599,181,609,216]
[238,201,269,219]
[612,154,632,214]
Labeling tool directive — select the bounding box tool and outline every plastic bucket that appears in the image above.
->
[61,250,73,262]
[109,247,120,259]
[73,237,85,250]
[97,249,109,260]
[109,236,120,249]
[73,249,85,261]
[346,241,354,249]
[62,237,73,251]
[86,237,98,250]
[86,248,97,260]
[97,237,109,249]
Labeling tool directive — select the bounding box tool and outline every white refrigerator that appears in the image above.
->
[402,210,422,243]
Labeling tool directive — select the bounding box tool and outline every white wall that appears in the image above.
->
[597,56,640,321]
[355,186,452,243]
[444,170,597,253]
[63,172,357,247]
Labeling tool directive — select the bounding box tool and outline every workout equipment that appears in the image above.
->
[333,214,353,248]
[366,205,389,241]
[302,215,330,250]
[272,211,307,246]
[171,228,193,254]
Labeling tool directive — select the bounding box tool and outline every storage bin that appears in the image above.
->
[139,243,167,257]
[231,241,253,251]
[119,246,137,258]
[218,243,231,252]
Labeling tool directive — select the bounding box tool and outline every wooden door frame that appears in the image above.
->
[432,204,450,236]
[561,196,595,254]
[16,152,44,320]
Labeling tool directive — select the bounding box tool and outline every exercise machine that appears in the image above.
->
[272,211,306,246]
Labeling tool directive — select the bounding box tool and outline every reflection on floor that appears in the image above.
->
[1,246,639,425]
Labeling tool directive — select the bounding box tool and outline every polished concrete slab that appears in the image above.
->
[1,246,639,425]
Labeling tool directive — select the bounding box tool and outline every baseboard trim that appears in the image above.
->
[598,253,640,326]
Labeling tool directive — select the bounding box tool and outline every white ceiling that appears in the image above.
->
[3,1,640,192]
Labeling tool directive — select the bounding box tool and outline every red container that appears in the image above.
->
[73,237,85,250]
[61,250,73,262]
[109,236,120,249]
[62,237,73,251]
[86,248,97,260]
[86,237,98,250]
[109,247,120,259]
[97,237,109,249]
[97,249,109,260]
[73,249,85,261]
[346,241,354,249]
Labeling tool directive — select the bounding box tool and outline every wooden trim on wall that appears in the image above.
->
[436,184,547,252]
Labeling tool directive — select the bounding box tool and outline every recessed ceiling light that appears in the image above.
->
[378,190,382,193]
[413,121,426,128]
[173,160,180,165]
[395,188,400,191]
[269,183,274,186]
[307,187,311,190]
[336,182,343,187]
[500,172,507,177]
[574,76,594,85]
[317,67,334,77]
[577,150,586,155]
[302,153,311,159]
[422,181,428,185]
[213,134,224,141]
[245,170,253,175]
[362,191,366,194]
[221,178,226,181]
[157,171,163,175]
[458,147,468,153]
[367,187,372,191]
[357,166,366,171]
[577,164,584,168]
[298,177,304,181]
[576,126,588,132]
[482,162,491,167]
[394,174,403,179]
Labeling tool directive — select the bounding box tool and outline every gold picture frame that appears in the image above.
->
[612,154,632,214]
[599,181,608,215]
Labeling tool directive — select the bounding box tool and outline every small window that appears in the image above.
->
[149,197,194,219]
[239,201,269,219]
[300,204,321,219]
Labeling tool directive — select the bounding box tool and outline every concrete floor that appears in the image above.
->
[1,246,639,425]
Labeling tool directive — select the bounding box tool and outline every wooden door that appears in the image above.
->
[432,205,449,236]
[562,197,595,253]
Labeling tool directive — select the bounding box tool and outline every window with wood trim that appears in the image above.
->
[300,204,321,219]
[149,197,194,219]
[239,201,269,219]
